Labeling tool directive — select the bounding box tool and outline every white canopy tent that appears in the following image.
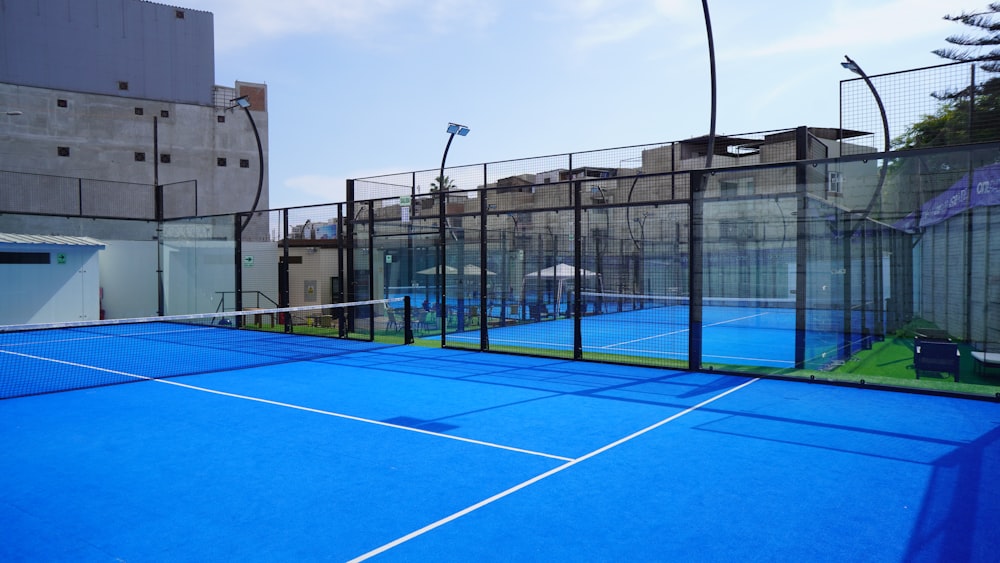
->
[521,263,603,316]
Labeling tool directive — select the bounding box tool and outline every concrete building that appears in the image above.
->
[0,0,270,323]
[0,0,268,227]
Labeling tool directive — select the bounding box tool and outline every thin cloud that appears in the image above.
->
[196,0,499,50]
[565,0,698,53]
[735,0,952,59]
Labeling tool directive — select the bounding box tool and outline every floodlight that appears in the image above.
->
[841,60,861,76]
[447,123,470,136]
[232,96,251,109]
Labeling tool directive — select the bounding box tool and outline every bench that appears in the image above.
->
[914,336,960,382]
[970,351,1000,378]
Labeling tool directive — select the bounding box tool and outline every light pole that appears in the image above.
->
[701,0,717,169]
[230,96,265,235]
[690,0,717,372]
[438,122,469,338]
[842,55,890,232]
[842,56,890,350]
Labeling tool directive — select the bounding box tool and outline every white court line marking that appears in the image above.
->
[3,350,573,462]
[348,376,761,562]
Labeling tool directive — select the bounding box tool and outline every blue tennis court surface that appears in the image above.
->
[2,344,999,561]
[444,303,843,369]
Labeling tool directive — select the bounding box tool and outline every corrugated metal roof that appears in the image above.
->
[0,233,105,247]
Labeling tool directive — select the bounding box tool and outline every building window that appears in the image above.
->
[57,146,70,157]
[134,152,146,162]
[827,171,843,194]
[240,159,250,168]
[57,99,68,108]
[134,107,144,116]
[160,153,171,164]
[118,81,129,91]
[0,252,50,264]
[217,157,227,167]
[217,115,225,123]
[720,177,755,198]
[160,110,169,118]
[175,9,185,18]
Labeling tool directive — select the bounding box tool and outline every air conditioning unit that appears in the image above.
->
[827,171,843,194]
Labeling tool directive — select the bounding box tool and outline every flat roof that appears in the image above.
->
[0,233,105,248]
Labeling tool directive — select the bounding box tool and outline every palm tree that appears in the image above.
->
[429,175,455,192]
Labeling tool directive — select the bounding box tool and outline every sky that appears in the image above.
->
[185,0,966,209]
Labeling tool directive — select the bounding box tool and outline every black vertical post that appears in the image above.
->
[689,171,704,371]
[573,180,583,359]
[154,116,164,317]
[345,181,357,335]
[234,213,244,327]
[155,182,165,317]
[280,209,291,332]
[438,133,457,347]
[794,126,809,368]
[403,296,413,344]
[368,203,376,341]
[480,165,490,350]
[336,203,346,337]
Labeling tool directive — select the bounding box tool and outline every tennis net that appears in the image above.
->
[0,298,411,399]
[579,292,796,330]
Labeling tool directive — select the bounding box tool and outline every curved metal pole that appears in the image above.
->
[440,133,456,188]
[239,104,264,234]
[844,55,890,235]
[438,131,457,341]
[702,0,717,170]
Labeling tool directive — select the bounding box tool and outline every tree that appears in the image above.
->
[885,4,1000,216]
[429,175,455,192]
[933,3,1000,73]
[894,3,1000,150]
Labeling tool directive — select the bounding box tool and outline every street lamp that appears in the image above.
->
[439,122,469,191]
[230,95,264,235]
[437,122,469,338]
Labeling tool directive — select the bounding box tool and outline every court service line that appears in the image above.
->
[3,350,573,462]
[348,376,761,562]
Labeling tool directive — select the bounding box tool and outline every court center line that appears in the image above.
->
[600,311,779,349]
[3,350,574,462]
[348,376,761,563]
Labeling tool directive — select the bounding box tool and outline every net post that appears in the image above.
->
[403,296,413,344]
